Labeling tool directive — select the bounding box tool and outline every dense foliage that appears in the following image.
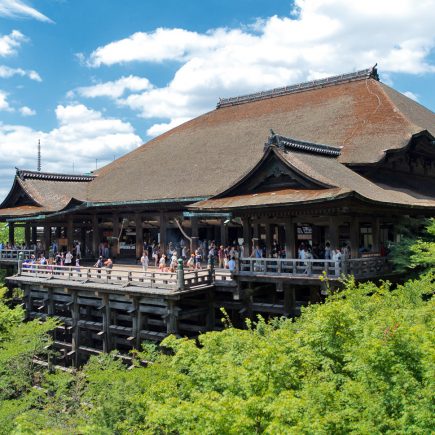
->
[0,222,24,245]
[0,220,433,434]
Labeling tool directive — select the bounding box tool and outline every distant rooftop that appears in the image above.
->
[217,66,379,109]
[16,169,95,182]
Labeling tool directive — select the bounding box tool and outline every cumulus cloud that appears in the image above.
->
[71,75,152,99]
[402,91,419,102]
[0,64,41,81]
[18,105,35,116]
[0,29,26,57]
[0,0,53,23]
[0,90,12,111]
[0,103,143,199]
[83,0,435,136]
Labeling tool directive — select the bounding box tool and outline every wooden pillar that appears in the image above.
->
[101,294,111,353]
[112,214,119,257]
[284,220,295,258]
[372,218,380,252]
[252,221,261,253]
[350,218,359,259]
[190,216,198,251]
[31,225,37,245]
[80,227,86,257]
[242,217,251,258]
[71,290,79,367]
[24,223,31,248]
[159,212,167,252]
[166,300,179,335]
[328,217,339,251]
[135,213,143,259]
[220,219,227,246]
[67,215,74,252]
[92,214,99,257]
[265,223,273,257]
[206,288,215,331]
[8,222,14,246]
[283,286,296,317]
[43,225,51,253]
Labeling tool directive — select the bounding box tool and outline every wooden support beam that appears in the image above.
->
[191,216,198,251]
[92,214,99,258]
[159,212,167,252]
[70,290,79,367]
[220,219,227,246]
[350,217,359,259]
[9,222,15,246]
[24,223,31,248]
[165,300,179,335]
[66,215,74,252]
[135,213,143,260]
[284,220,295,258]
[102,294,111,352]
[242,217,251,258]
[43,225,51,254]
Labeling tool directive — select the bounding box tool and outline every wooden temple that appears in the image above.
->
[1,66,435,363]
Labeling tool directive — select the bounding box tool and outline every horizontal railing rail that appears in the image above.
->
[17,263,213,291]
[238,256,389,278]
[0,249,35,260]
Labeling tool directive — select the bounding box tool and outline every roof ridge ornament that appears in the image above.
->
[15,168,96,182]
[264,131,342,157]
[217,66,380,109]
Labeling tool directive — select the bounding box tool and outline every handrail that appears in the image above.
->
[238,256,389,278]
[0,249,36,260]
[16,263,214,291]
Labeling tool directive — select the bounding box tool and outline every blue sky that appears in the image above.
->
[0,0,434,200]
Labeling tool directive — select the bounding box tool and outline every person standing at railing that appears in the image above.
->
[228,256,236,273]
[104,258,113,279]
[65,251,73,267]
[333,249,342,276]
[94,256,104,278]
[141,251,149,273]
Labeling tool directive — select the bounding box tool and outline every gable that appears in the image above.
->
[0,178,39,209]
[215,147,332,198]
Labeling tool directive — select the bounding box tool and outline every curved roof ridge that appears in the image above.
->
[217,66,379,108]
[16,168,95,182]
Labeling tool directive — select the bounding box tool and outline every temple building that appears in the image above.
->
[0,66,434,361]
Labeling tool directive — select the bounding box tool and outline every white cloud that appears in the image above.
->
[0,103,143,199]
[0,29,26,57]
[146,117,190,137]
[72,75,152,99]
[84,0,435,136]
[0,0,53,23]
[0,90,12,111]
[402,91,419,102]
[19,105,35,116]
[0,64,41,81]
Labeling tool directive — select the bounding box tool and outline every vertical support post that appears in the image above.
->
[31,225,37,246]
[8,222,15,246]
[206,288,215,330]
[71,290,79,367]
[328,217,339,251]
[80,227,86,257]
[67,215,74,252]
[92,214,99,258]
[166,300,179,335]
[252,221,261,254]
[47,288,54,316]
[284,286,296,317]
[177,258,185,290]
[265,223,273,257]
[112,213,119,257]
[372,218,380,253]
[284,219,295,258]
[101,294,111,352]
[350,217,359,259]
[242,217,251,258]
[220,218,227,246]
[135,213,143,259]
[24,223,31,248]
[190,216,198,252]
[159,212,167,253]
[43,225,51,253]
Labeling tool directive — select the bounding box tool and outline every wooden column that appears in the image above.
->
[8,222,14,246]
[112,214,119,258]
[80,227,86,257]
[284,220,295,258]
[71,290,79,367]
[92,214,99,257]
[31,225,37,245]
[206,288,215,331]
[284,286,296,317]
[135,213,143,259]
[166,300,179,335]
[101,294,111,353]
[24,223,31,248]
[242,217,251,258]
[372,218,380,252]
[190,216,198,251]
[67,215,74,252]
[43,225,51,253]
[159,212,167,252]
[252,221,261,253]
[265,223,273,257]
[220,219,227,246]
[350,218,359,259]
[328,217,339,251]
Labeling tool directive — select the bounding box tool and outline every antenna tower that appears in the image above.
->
[37,139,41,172]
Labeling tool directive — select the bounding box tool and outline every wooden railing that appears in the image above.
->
[239,256,389,279]
[0,249,35,260]
[17,263,213,291]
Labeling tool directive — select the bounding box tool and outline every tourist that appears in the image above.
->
[170,253,178,272]
[195,248,202,270]
[333,249,342,276]
[228,256,236,273]
[65,250,73,267]
[251,245,263,258]
[141,251,149,273]
[187,253,195,271]
[75,257,81,273]
[104,257,113,279]
[159,254,166,272]
[218,245,225,268]
[324,242,331,260]
[94,256,104,278]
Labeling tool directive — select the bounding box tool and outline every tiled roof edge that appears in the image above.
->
[265,130,342,157]
[217,65,379,109]
[16,168,96,182]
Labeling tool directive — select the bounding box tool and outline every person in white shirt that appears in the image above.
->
[228,256,236,273]
[141,251,149,273]
[65,250,73,266]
